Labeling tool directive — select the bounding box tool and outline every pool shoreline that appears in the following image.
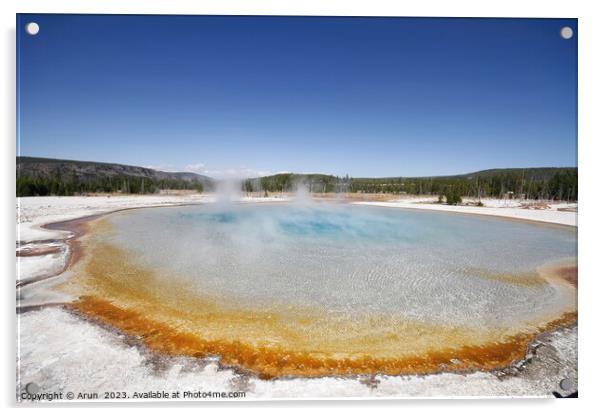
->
[352,201,577,229]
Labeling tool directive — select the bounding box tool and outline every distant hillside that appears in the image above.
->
[455,167,575,182]
[16,157,577,201]
[248,167,577,200]
[17,157,214,196]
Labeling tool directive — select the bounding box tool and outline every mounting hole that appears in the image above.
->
[559,377,575,391]
[25,382,40,395]
[25,22,40,36]
[560,26,573,40]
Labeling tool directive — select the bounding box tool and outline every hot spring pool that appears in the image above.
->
[63,203,577,378]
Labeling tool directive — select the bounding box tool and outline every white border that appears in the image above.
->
[3,0,601,414]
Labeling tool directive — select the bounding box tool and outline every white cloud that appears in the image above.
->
[184,163,206,173]
[145,164,179,172]
[184,163,274,179]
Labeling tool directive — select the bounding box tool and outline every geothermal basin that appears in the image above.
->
[60,203,577,378]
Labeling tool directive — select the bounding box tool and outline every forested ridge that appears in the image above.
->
[17,157,577,201]
[247,167,577,201]
[17,157,212,196]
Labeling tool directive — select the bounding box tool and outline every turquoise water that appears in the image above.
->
[104,203,577,327]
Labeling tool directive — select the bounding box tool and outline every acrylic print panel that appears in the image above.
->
[16,14,578,401]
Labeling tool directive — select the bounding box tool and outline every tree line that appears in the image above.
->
[244,174,344,194]
[17,166,577,201]
[245,169,577,201]
[17,174,204,197]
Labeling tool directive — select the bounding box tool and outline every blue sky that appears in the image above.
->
[17,15,577,178]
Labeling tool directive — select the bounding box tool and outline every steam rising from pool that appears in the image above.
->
[214,178,243,205]
[292,183,312,205]
[213,176,314,205]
